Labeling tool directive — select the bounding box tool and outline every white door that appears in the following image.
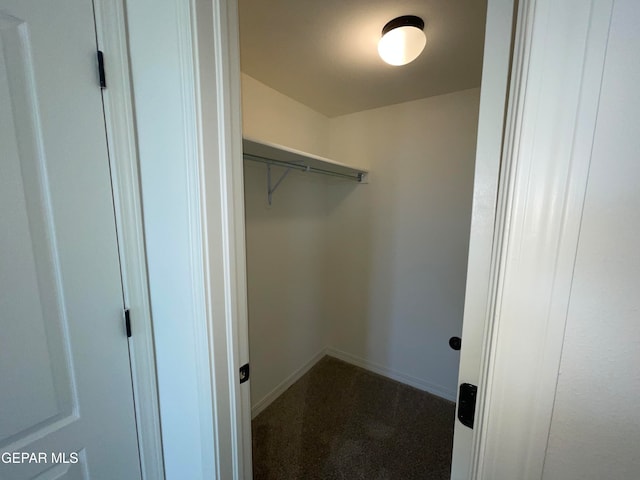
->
[0,0,142,479]
[450,0,515,477]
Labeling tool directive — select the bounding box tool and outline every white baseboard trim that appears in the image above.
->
[325,347,457,402]
[251,348,328,418]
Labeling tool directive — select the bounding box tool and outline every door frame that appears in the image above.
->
[103,0,251,478]
[93,1,165,478]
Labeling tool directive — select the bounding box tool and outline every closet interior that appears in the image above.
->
[238,0,487,476]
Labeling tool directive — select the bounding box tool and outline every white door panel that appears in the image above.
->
[450,1,514,476]
[0,1,141,478]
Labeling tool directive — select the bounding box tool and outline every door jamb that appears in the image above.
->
[93,1,165,478]
[95,0,253,478]
[192,0,253,476]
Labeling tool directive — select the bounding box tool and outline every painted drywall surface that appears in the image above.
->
[242,74,480,404]
[326,89,480,399]
[244,162,329,407]
[326,89,480,400]
[241,74,331,408]
[241,73,330,157]
[543,1,640,478]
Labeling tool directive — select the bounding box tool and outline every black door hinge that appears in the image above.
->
[457,383,477,429]
[239,363,250,384]
[124,308,132,338]
[97,50,106,89]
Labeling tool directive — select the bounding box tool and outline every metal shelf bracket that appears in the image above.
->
[267,163,292,205]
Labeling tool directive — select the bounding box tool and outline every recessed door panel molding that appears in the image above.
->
[32,463,74,480]
[0,13,77,448]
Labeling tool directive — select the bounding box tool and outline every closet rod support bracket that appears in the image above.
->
[267,163,292,205]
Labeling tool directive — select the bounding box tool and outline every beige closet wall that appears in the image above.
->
[241,73,480,408]
[242,74,330,156]
[241,73,331,413]
[326,88,481,400]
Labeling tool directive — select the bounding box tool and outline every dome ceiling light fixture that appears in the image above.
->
[377,15,426,66]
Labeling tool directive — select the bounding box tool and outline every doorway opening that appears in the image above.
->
[237,1,498,477]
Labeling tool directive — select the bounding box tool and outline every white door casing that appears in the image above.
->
[0,1,141,478]
[124,0,251,478]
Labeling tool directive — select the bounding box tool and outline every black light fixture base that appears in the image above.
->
[381,15,425,36]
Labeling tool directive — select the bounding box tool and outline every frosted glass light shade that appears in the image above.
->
[378,18,426,66]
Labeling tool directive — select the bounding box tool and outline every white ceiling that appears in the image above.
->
[238,0,487,117]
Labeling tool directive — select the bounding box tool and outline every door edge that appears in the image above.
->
[93,1,166,478]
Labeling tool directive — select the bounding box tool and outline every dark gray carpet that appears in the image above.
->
[252,356,455,479]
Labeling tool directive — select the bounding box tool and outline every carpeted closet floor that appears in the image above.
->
[252,356,455,480]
